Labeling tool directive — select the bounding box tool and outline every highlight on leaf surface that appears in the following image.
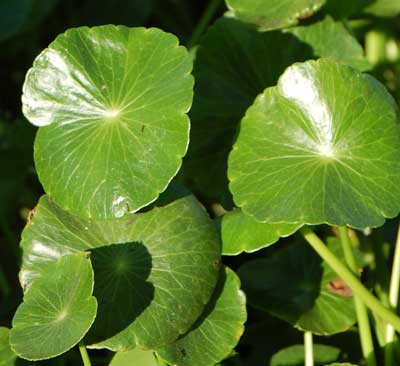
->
[221,209,301,255]
[19,195,221,351]
[10,252,97,361]
[22,25,194,220]
[238,239,361,335]
[229,58,400,229]
[157,267,247,366]
[225,0,326,31]
[182,16,369,202]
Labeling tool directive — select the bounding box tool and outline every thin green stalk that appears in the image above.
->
[300,227,400,332]
[384,223,400,366]
[304,331,314,366]
[78,342,91,366]
[188,0,223,48]
[339,226,376,366]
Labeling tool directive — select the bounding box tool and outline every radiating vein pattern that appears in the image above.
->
[22,25,194,219]
[228,59,400,228]
[19,195,220,351]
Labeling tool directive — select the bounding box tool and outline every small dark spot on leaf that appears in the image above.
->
[27,208,36,221]
[141,125,145,133]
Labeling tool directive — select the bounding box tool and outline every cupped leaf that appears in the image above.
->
[225,0,326,31]
[271,344,342,366]
[22,25,193,220]
[0,327,17,366]
[239,239,358,335]
[221,209,301,255]
[182,16,369,201]
[10,253,97,360]
[229,58,400,229]
[19,195,221,351]
[157,267,246,366]
[110,348,158,366]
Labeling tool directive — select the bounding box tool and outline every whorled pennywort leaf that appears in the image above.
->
[225,0,326,31]
[221,209,301,255]
[10,253,97,361]
[239,239,359,335]
[325,364,358,366]
[110,348,158,366]
[0,327,17,366]
[229,58,400,229]
[271,344,342,366]
[19,195,221,351]
[157,267,246,366]
[182,16,369,202]
[22,25,193,220]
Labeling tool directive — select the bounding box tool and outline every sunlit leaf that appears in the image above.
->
[10,253,97,360]
[221,209,301,255]
[110,348,158,366]
[22,25,193,220]
[225,0,326,31]
[157,267,246,366]
[19,195,220,351]
[229,58,400,228]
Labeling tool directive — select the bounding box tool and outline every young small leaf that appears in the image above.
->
[10,253,97,360]
[110,348,158,366]
[225,0,326,31]
[23,25,193,220]
[157,267,247,366]
[229,58,400,228]
[221,209,301,255]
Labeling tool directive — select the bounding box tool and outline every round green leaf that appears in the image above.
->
[225,0,326,31]
[157,267,246,366]
[10,253,97,361]
[326,364,358,366]
[229,58,400,229]
[271,344,342,366]
[19,195,220,351]
[0,327,17,366]
[221,209,301,255]
[238,240,357,335]
[110,348,158,366]
[22,25,193,220]
[183,16,368,201]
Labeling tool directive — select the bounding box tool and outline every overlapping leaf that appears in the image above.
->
[110,348,158,366]
[225,0,326,31]
[22,25,193,220]
[239,239,359,335]
[157,267,246,366]
[182,16,369,201]
[0,327,17,366]
[229,58,400,228]
[221,209,301,255]
[10,253,97,360]
[19,195,221,351]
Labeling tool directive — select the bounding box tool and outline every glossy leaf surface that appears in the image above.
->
[229,58,400,228]
[271,344,342,366]
[225,0,326,30]
[10,253,97,360]
[19,195,220,351]
[110,348,158,366]
[0,327,17,366]
[239,240,358,334]
[183,16,368,201]
[23,25,193,220]
[157,267,246,366]
[221,209,301,255]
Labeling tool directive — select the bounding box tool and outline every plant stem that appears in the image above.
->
[188,0,222,48]
[300,227,400,332]
[304,331,314,366]
[384,223,400,366]
[339,226,376,366]
[78,342,91,366]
